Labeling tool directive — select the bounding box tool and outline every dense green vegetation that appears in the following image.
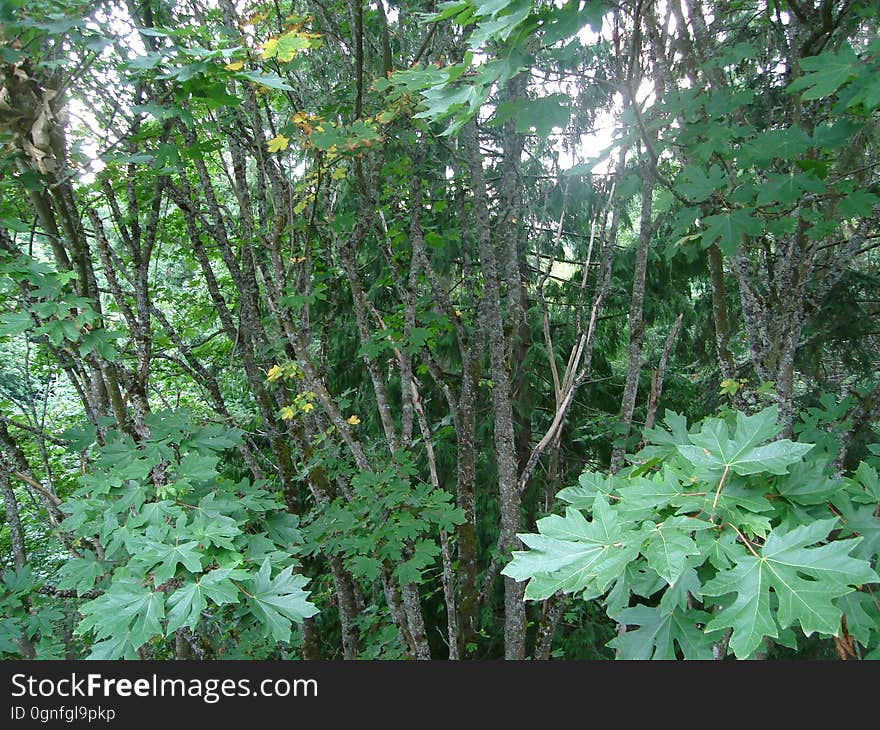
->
[1,0,879,660]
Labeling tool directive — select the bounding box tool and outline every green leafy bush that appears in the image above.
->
[2,410,318,659]
[503,407,880,659]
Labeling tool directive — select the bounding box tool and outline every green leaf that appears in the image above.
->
[812,118,861,149]
[756,172,824,207]
[199,568,241,605]
[675,164,726,202]
[831,500,880,562]
[189,512,239,550]
[740,127,812,164]
[493,94,571,137]
[164,569,239,633]
[87,633,137,660]
[502,497,643,600]
[634,411,692,465]
[56,555,105,595]
[835,591,879,646]
[540,0,604,44]
[396,539,440,584]
[787,43,859,100]
[774,459,842,506]
[468,0,532,46]
[658,567,704,613]
[238,71,296,91]
[678,407,813,476]
[135,539,203,584]
[78,580,165,656]
[77,329,123,360]
[847,67,880,111]
[187,424,241,453]
[704,88,755,117]
[854,462,880,501]
[643,519,698,585]
[261,31,312,63]
[699,208,761,256]
[2,566,34,596]
[839,190,880,219]
[175,452,219,485]
[309,124,346,151]
[165,580,207,634]
[0,216,31,232]
[347,554,382,581]
[0,311,33,337]
[608,605,714,660]
[556,470,616,507]
[246,558,319,643]
[702,518,878,658]
[615,470,684,519]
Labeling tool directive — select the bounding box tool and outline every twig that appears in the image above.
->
[11,470,62,506]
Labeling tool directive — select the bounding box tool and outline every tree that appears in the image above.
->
[1,0,878,660]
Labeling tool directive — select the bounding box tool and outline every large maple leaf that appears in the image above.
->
[702,518,878,658]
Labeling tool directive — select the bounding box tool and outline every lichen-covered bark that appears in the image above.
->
[463,119,526,659]
[610,173,655,473]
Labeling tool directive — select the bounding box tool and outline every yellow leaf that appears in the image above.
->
[261,38,279,60]
[301,402,314,413]
[346,415,361,426]
[266,364,282,382]
[267,134,289,153]
[280,405,296,420]
[224,60,244,71]
[331,166,347,180]
[720,378,741,395]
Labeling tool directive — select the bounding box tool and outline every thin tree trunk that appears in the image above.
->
[0,461,36,658]
[533,592,566,660]
[610,172,655,473]
[644,313,684,432]
[463,119,526,659]
[707,245,737,382]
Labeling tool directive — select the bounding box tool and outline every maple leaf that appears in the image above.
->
[261,32,312,62]
[677,406,813,485]
[267,134,289,153]
[78,580,165,658]
[245,559,319,643]
[702,518,878,658]
[502,496,644,600]
[165,569,239,633]
[608,604,714,659]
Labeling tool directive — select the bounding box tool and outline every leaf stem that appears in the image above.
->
[866,584,880,613]
[230,579,254,599]
[726,522,760,558]
[710,464,730,518]
[827,503,847,524]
